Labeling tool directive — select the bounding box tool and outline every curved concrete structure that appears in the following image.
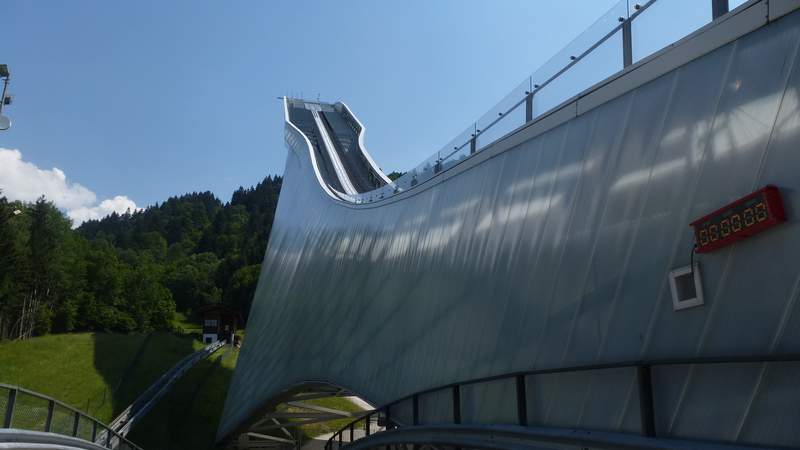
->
[220,2,800,448]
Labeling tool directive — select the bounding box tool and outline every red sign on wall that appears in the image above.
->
[690,185,786,254]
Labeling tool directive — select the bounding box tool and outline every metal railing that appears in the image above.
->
[341,0,749,204]
[0,383,143,450]
[326,353,800,449]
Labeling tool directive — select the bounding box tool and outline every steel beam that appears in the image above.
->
[259,412,346,419]
[525,94,534,122]
[515,375,527,426]
[289,392,346,402]
[71,412,80,437]
[44,400,54,432]
[622,19,633,67]
[253,416,346,432]
[412,395,419,426]
[246,432,295,444]
[4,389,16,428]
[452,386,461,424]
[712,0,730,19]
[284,401,353,417]
[637,365,656,437]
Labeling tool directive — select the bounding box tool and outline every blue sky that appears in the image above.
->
[2,1,625,222]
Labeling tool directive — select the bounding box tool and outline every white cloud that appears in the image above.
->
[0,148,141,227]
[67,196,140,225]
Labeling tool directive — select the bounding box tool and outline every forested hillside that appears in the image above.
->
[0,176,282,340]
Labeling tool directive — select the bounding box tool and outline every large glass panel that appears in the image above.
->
[357,0,729,205]
[475,77,530,151]
[729,0,751,11]
[406,151,442,189]
[534,29,624,116]
[439,124,477,172]
[530,0,628,94]
[362,0,629,204]
[459,378,517,425]
[419,388,453,425]
[632,0,713,63]
[389,397,414,426]
[390,121,475,198]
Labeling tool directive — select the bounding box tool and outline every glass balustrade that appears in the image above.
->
[345,0,742,205]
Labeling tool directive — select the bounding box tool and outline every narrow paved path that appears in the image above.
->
[300,397,382,450]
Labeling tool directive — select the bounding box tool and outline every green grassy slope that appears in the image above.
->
[172,311,202,335]
[127,347,362,449]
[127,346,239,450]
[0,332,201,423]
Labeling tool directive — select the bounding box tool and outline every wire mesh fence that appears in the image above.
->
[0,392,7,429]
[50,403,75,436]
[9,393,49,431]
[0,383,143,450]
[75,413,97,442]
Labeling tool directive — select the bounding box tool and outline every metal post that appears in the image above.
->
[385,405,391,429]
[516,375,528,426]
[3,389,15,428]
[637,365,656,437]
[366,413,371,436]
[412,394,419,426]
[338,431,342,447]
[92,421,98,442]
[0,76,8,117]
[349,423,353,442]
[105,427,112,448]
[525,93,534,123]
[622,19,633,68]
[72,412,80,437]
[452,385,461,424]
[712,0,729,19]
[44,400,55,432]
[469,137,477,155]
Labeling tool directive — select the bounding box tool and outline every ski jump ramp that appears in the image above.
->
[219,2,800,448]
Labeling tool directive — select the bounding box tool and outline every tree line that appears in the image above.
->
[0,175,282,340]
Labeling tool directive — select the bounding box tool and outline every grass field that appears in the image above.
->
[126,345,365,449]
[0,332,201,423]
[172,311,202,335]
[0,328,355,449]
[127,346,239,450]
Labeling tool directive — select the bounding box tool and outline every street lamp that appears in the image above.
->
[0,64,12,131]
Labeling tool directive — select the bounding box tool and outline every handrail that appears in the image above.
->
[334,424,775,450]
[0,383,143,450]
[326,353,800,449]
[331,0,753,205]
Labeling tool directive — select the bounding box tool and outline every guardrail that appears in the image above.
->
[339,0,750,204]
[326,353,800,449]
[0,383,142,450]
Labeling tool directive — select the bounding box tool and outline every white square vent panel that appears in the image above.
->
[669,262,704,311]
